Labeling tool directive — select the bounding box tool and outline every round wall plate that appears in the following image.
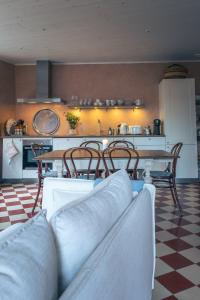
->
[33,109,60,135]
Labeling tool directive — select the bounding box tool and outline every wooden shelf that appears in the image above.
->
[64,105,144,110]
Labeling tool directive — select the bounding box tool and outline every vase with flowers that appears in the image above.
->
[65,112,80,135]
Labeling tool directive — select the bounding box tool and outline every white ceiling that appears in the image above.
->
[0,0,200,64]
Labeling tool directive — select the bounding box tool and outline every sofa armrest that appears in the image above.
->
[144,183,156,289]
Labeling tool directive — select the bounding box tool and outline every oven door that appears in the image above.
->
[23,145,53,170]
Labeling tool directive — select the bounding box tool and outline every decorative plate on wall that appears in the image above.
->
[33,109,60,135]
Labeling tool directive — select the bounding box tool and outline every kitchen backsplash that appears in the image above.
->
[15,103,151,136]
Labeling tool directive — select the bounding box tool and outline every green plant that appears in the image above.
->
[65,112,80,129]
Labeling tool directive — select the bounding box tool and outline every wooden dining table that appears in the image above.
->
[35,149,175,183]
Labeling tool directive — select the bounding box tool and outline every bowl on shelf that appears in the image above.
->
[110,99,116,106]
[117,99,124,106]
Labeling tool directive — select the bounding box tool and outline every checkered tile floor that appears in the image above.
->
[153,183,200,300]
[0,183,40,230]
[0,182,200,299]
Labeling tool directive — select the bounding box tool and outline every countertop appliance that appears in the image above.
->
[23,139,53,170]
[129,125,142,135]
[119,123,128,134]
[153,119,161,135]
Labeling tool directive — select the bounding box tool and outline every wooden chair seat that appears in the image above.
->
[150,170,173,178]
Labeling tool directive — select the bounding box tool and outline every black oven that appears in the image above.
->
[23,139,53,170]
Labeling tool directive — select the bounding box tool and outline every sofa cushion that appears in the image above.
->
[50,170,133,294]
[0,211,57,300]
[94,178,144,192]
[43,178,94,220]
[59,188,154,300]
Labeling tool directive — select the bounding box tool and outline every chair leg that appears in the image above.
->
[172,178,182,213]
[32,179,42,216]
[169,180,177,207]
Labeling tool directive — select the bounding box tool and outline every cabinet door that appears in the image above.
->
[159,79,196,144]
[3,138,23,179]
[113,137,134,144]
[134,137,166,146]
[53,138,84,150]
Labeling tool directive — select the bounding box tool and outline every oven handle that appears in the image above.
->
[23,145,52,150]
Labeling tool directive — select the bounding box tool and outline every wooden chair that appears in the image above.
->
[102,147,139,179]
[80,140,103,151]
[107,140,144,178]
[31,144,57,215]
[63,147,101,179]
[107,140,135,149]
[150,142,183,213]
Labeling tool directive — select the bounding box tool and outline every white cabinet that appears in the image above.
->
[159,79,196,144]
[133,137,166,148]
[113,136,134,143]
[159,79,198,179]
[53,137,83,150]
[3,138,23,179]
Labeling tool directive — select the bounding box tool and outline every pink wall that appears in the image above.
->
[15,62,200,135]
[0,61,15,134]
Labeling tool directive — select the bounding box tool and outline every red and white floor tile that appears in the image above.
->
[0,183,40,230]
[0,182,200,299]
[153,183,200,300]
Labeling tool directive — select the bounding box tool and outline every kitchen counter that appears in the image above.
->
[0,134,165,138]
[1,135,166,180]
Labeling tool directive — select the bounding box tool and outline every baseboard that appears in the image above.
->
[176,178,199,184]
[0,179,37,184]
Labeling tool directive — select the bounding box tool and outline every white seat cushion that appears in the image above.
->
[50,170,133,295]
[0,211,57,300]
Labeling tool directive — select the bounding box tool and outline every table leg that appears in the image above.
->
[54,160,63,177]
[144,159,153,183]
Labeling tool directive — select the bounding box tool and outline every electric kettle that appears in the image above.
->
[119,123,128,134]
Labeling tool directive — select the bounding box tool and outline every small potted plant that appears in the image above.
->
[65,112,80,135]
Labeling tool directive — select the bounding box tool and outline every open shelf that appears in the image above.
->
[64,105,144,110]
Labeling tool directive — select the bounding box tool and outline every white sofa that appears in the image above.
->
[0,170,155,300]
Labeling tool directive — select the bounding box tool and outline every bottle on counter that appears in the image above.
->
[117,124,120,135]
[148,126,152,135]
[108,127,112,135]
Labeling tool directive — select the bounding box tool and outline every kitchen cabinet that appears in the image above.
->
[1,135,168,180]
[133,136,165,147]
[159,79,198,179]
[53,137,83,150]
[3,138,23,179]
